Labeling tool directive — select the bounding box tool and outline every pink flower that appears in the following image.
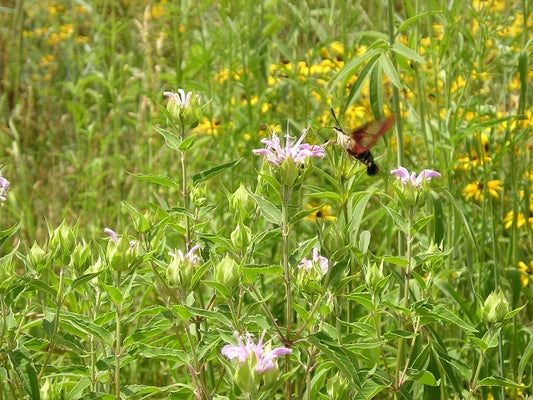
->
[391,166,441,187]
[0,173,9,202]
[253,128,325,166]
[298,248,330,274]
[221,331,291,372]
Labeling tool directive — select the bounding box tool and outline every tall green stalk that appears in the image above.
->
[280,183,293,398]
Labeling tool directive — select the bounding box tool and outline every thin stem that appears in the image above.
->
[280,183,293,398]
[180,125,192,249]
[395,207,414,392]
[114,271,122,400]
[281,184,293,340]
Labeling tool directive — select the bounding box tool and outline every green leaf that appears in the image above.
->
[391,41,426,64]
[8,348,40,400]
[328,49,381,98]
[193,158,242,186]
[134,174,180,189]
[343,54,381,114]
[100,282,124,305]
[135,343,189,363]
[0,222,21,249]
[432,305,477,333]
[60,310,114,346]
[185,306,232,326]
[383,205,408,234]
[246,189,282,224]
[379,53,402,89]
[347,292,374,311]
[405,369,438,386]
[430,191,444,246]
[202,280,232,298]
[382,255,408,268]
[179,134,196,151]
[154,125,181,151]
[369,61,383,119]
[478,376,525,389]
[69,272,101,291]
[518,338,533,379]
[358,230,371,254]
[307,332,361,389]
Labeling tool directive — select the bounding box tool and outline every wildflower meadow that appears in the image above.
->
[1,0,533,399]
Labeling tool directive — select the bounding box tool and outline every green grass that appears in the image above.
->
[0,0,532,399]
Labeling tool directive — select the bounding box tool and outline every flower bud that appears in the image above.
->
[166,245,201,292]
[365,263,384,292]
[27,242,48,271]
[230,183,254,219]
[230,223,251,250]
[164,89,204,130]
[482,290,509,324]
[215,255,241,290]
[70,241,92,273]
[105,228,140,272]
[48,222,77,264]
[191,184,208,208]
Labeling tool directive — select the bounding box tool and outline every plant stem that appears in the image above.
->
[180,125,192,249]
[395,207,414,391]
[280,183,293,398]
[114,271,122,400]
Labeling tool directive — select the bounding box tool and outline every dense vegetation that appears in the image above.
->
[0,0,532,399]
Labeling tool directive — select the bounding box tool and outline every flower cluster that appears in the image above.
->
[253,128,325,166]
[297,247,330,274]
[296,248,333,292]
[221,331,291,373]
[391,166,441,207]
[391,167,441,187]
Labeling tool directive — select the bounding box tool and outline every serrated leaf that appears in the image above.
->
[135,343,189,363]
[193,158,242,186]
[60,310,114,346]
[246,189,281,224]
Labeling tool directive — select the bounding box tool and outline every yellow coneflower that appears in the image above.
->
[306,203,336,222]
[518,261,531,287]
[503,208,533,230]
[462,180,503,201]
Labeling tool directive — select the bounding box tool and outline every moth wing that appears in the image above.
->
[350,116,395,153]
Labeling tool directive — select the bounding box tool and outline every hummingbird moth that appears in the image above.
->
[331,108,395,175]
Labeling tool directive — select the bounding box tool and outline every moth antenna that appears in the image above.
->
[330,108,342,128]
